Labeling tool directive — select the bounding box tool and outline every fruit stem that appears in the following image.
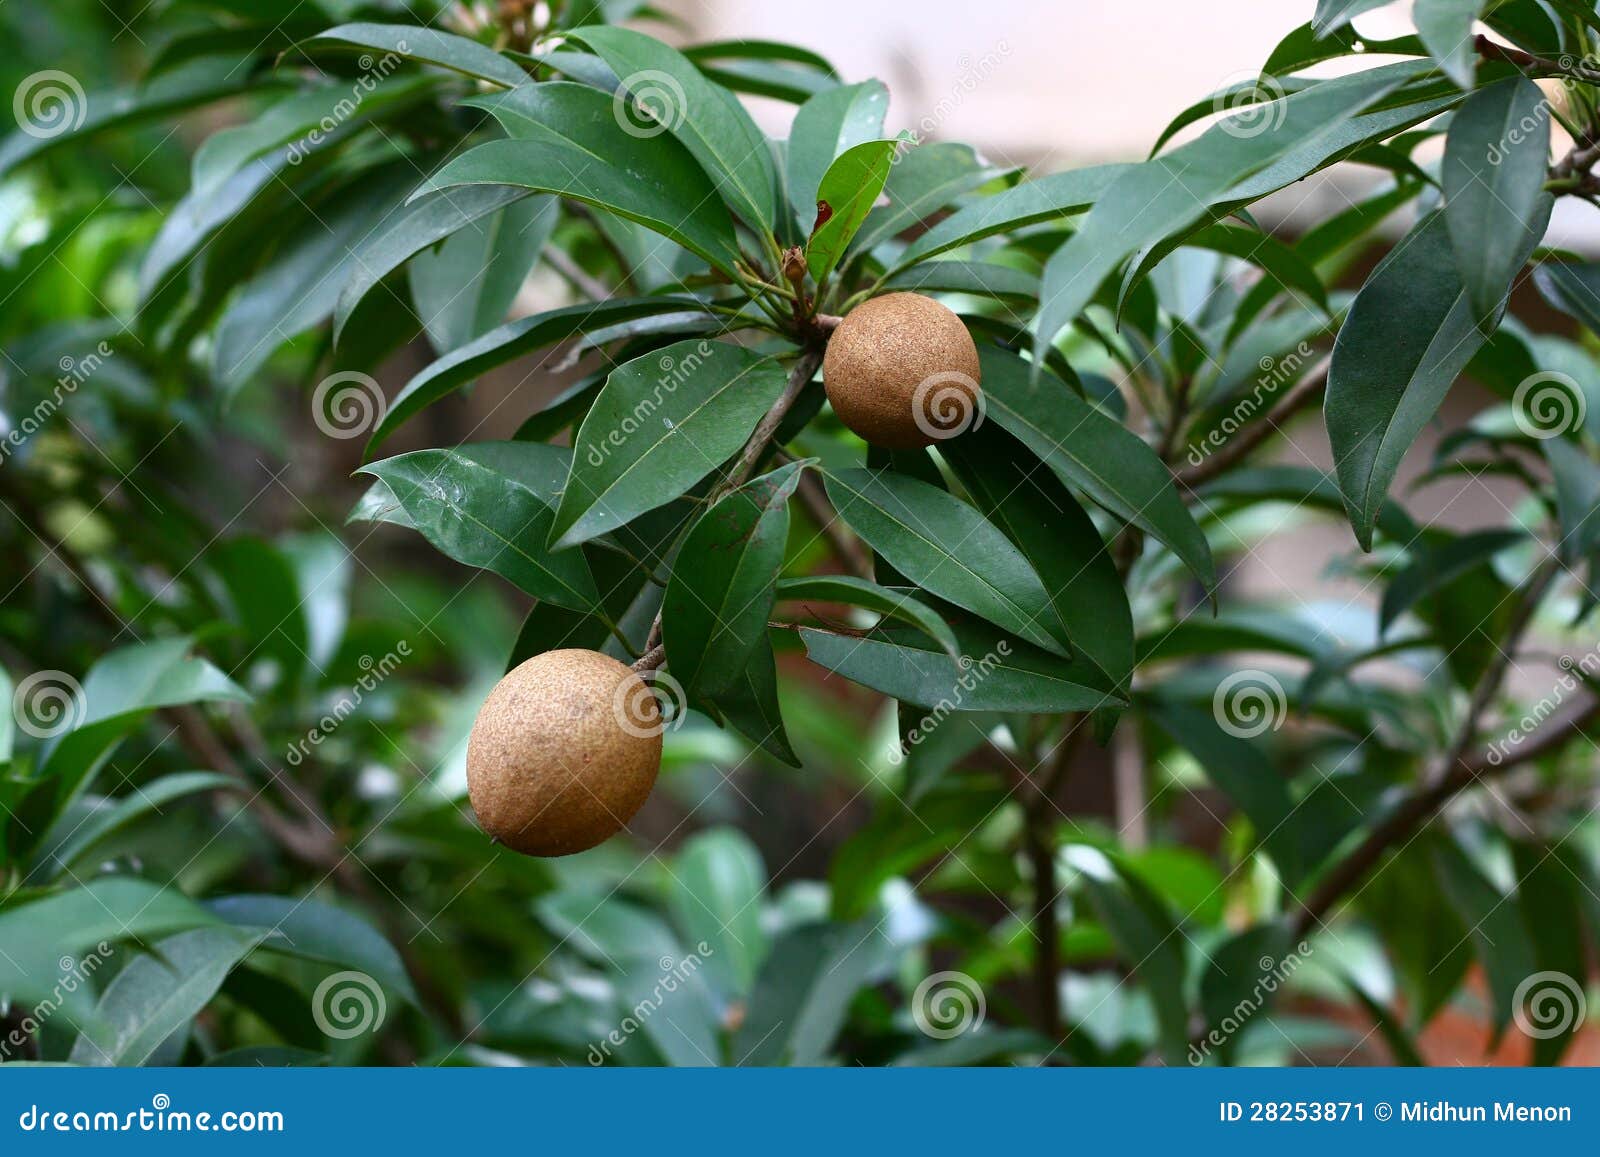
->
[632,643,666,672]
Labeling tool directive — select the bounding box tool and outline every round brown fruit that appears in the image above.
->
[822,292,982,449]
[466,648,662,857]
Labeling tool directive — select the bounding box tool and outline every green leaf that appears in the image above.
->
[1198,924,1293,1063]
[1326,206,1545,549]
[776,575,959,659]
[551,342,790,548]
[807,139,899,282]
[369,297,705,450]
[428,82,742,274]
[853,142,1004,256]
[309,22,528,88]
[667,828,769,999]
[823,468,1070,656]
[979,348,1215,593]
[1533,260,1600,337]
[359,442,598,610]
[733,921,886,1065]
[0,60,266,177]
[0,879,216,1025]
[884,261,1040,303]
[786,81,889,229]
[207,894,418,1006]
[191,75,437,195]
[1415,0,1490,87]
[663,462,804,697]
[574,25,778,234]
[29,772,235,882]
[1444,78,1550,321]
[213,167,414,389]
[1431,834,1537,1036]
[70,927,265,1066]
[334,186,534,343]
[1544,438,1600,560]
[893,164,1129,273]
[409,194,558,353]
[1143,701,1307,885]
[799,624,1115,713]
[1033,64,1415,363]
[706,634,800,766]
[1314,0,1398,35]
[1067,846,1190,1065]
[1379,528,1527,633]
[943,427,1133,701]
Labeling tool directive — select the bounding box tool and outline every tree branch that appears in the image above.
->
[1289,559,1576,938]
[1175,361,1329,489]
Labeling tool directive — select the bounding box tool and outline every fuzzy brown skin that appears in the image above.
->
[466,649,662,857]
[822,292,982,449]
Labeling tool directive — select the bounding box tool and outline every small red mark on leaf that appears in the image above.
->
[811,200,833,234]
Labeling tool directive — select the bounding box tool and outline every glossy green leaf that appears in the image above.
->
[1444,78,1550,321]
[369,297,705,450]
[409,194,558,353]
[29,772,235,882]
[309,22,528,88]
[776,575,959,659]
[1326,207,1544,549]
[786,81,889,229]
[979,348,1215,593]
[823,468,1069,656]
[664,462,804,697]
[706,634,800,767]
[854,142,1004,256]
[70,927,265,1065]
[208,894,418,1006]
[799,624,1114,714]
[943,427,1133,700]
[807,139,899,282]
[1431,834,1537,1035]
[1533,260,1600,337]
[733,920,887,1065]
[574,25,778,234]
[427,82,742,273]
[359,442,598,610]
[334,186,533,342]
[1033,64,1414,364]
[552,342,790,548]
[885,261,1040,302]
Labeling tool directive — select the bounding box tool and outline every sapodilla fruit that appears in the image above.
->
[822,291,982,449]
[466,648,662,857]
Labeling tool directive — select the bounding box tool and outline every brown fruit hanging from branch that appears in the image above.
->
[822,292,983,449]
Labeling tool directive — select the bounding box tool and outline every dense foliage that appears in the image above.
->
[3,0,1600,1067]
